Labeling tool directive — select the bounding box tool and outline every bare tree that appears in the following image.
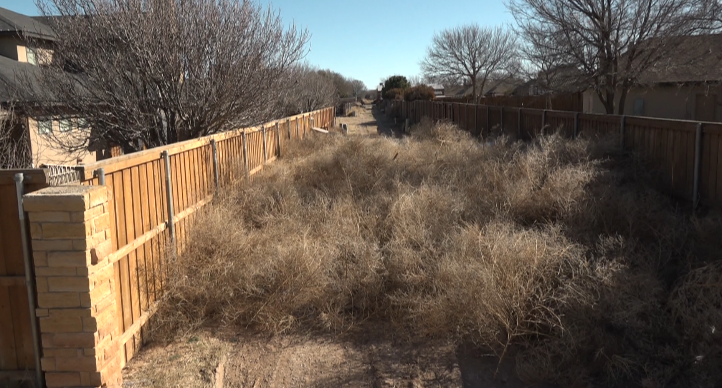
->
[507,0,718,114]
[350,79,366,98]
[19,0,309,154]
[281,65,337,115]
[420,24,518,103]
[0,105,31,168]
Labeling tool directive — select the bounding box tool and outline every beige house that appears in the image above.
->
[583,34,722,122]
[0,6,98,167]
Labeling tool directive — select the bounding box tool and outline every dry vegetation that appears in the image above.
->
[156,118,722,387]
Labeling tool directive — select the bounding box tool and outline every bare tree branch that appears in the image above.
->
[0,104,32,168]
[508,0,720,114]
[420,24,518,103]
[17,0,309,154]
[281,64,338,114]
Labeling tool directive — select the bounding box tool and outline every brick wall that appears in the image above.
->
[25,185,121,388]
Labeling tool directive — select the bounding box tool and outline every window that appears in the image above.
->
[26,48,37,65]
[38,119,52,135]
[59,118,72,132]
[633,98,645,116]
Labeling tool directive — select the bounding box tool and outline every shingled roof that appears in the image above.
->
[0,6,55,40]
[637,34,722,85]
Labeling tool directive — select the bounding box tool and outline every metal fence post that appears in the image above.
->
[13,173,45,388]
[262,126,268,163]
[275,122,281,158]
[620,115,626,150]
[500,107,504,133]
[518,108,522,139]
[542,109,547,135]
[287,119,291,139]
[693,122,703,210]
[161,151,176,245]
[486,105,490,134]
[573,112,580,139]
[242,131,250,180]
[94,167,105,185]
[210,139,219,192]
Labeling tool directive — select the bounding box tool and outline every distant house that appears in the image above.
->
[441,78,525,100]
[583,34,722,121]
[0,6,100,167]
[428,84,444,97]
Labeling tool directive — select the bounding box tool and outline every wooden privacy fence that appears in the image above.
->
[0,106,334,387]
[440,92,584,112]
[74,107,334,367]
[391,99,722,209]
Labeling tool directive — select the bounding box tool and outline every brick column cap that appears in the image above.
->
[24,185,107,212]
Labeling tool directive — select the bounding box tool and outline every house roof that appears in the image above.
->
[0,6,56,40]
[443,84,474,98]
[638,34,722,85]
[0,54,43,102]
[482,78,524,96]
[442,79,525,98]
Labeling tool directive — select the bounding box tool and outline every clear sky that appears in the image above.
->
[0,0,514,90]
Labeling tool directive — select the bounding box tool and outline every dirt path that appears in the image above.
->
[122,326,536,388]
[335,103,403,138]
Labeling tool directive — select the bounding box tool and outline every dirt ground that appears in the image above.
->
[334,102,404,138]
[122,326,535,388]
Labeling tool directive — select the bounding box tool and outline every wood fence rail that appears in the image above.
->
[390,99,722,209]
[0,106,334,385]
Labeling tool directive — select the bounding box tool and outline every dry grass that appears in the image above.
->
[156,118,722,387]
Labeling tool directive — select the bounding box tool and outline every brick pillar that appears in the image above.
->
[24,185,121,388]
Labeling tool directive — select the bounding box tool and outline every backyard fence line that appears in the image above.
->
[389,99,722,210]
[0,106,335,388]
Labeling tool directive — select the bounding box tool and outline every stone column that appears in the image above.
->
[24,185,121,388]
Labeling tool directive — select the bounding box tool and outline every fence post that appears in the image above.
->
[486,105,490,135]
[500,107,504,133]
[94,168,105,186]
[474,105,479,136]
[620,115,626,150]
[574,112,580,139]
[242,131,250,180]
[517,108,522,139]
[13,173,44,388]
[161,150,176,245]
[210,139,219,192]
[542,109,547,135]
[262,126,268,163]
[693,122,703,210]
[296,118,300,138]
[287,119,291,139]
[275,122,281,158]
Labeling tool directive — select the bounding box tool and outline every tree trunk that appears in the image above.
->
[471,76,478,104]
[617,86,629,115]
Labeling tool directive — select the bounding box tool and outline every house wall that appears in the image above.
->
[0,36,22,60]
[0,37,54,64]
[583,84,722,121]
[26,117,97,167]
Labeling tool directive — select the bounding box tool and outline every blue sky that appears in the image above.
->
[1,0,514,90]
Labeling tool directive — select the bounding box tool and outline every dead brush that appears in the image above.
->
[155,118,722,387]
